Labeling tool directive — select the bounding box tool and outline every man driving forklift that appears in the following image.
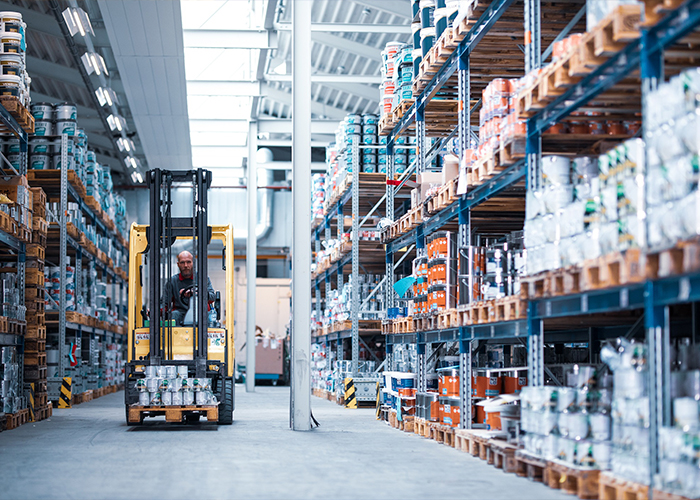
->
[162,250,216,326]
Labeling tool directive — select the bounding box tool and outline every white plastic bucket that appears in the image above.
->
[54,102,77,121]
[55,119,77,136]
[34,120,53,136]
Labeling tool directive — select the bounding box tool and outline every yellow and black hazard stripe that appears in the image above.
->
[28,382,35,422]
[344,377,357,409]
[375,381,381,420]
[58,377,72,409]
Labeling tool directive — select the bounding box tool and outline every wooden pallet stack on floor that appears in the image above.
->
[24,187,48,420]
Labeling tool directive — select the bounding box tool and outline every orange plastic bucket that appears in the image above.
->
[486,411,501,430]
[476,375,501,398]
[503,375,527,394]
[438,371,459,397]
[476,405,486,425]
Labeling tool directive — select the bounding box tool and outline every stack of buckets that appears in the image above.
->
[0,11,31,108]
[411,0,462,79]
[380,42,407,118]
[311,173,325,220]
[412,251,428,315]
[427,231,458,313]
[428,368,527,429]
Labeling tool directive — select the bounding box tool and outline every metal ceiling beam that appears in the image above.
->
[183,29,277,49]
[310,32,382,62]
[186,80,262,96]
[262,84,347,120]
[258,139,328,147]
[265,74,382,84]
[275,23,411,33]
[258,119,338,135]
[187,118,338,135]
[351,0,411,18]
[313,81,378,102]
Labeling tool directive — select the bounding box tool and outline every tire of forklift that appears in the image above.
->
[218,377,234,425]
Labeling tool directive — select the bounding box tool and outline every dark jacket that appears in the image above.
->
[162,273,215,314]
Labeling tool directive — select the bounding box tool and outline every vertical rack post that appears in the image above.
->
[351,135,360,376]
[459,333,472,429]
[58,133,68,380]
[641,28,665,484]
[416,106,426,176]
[385,145,396,315]
[246,121,258,392]
[527,302,544,386]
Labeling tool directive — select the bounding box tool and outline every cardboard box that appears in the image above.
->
[418,172,442,202]
[0,175,29,208]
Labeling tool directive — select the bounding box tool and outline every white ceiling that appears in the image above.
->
[97,0,192,170]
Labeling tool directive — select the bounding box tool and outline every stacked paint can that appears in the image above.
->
[383,371,417,416]
[137,365,217,406]
[0,11,31,108]
[380,42,407,118]
[427,231,458,312]
[311,173,325,220]
[360,114,379,173]
[411,253,428,315]
[45,259,76,311]
[437,367,460,427]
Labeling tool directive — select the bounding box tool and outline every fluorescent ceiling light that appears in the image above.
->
[131,171,144,183]
[116,137,134,152]
[81,52,108,76]
[95,87,118,107]
[124,156,140,169]
[107,114,126,132]
[62,7,94,37]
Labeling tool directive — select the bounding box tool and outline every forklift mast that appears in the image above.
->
[146,168,212,377]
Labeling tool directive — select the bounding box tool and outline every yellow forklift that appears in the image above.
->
[124,169,235,424]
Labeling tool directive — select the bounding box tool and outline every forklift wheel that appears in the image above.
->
[218,377,234,425]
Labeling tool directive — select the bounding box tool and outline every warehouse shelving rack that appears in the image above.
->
[36,134,128,402]
[311,137,417,397]
[379,0,700,491]
[0,101,28,412]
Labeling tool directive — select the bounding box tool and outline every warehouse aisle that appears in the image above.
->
[0,387,569,500]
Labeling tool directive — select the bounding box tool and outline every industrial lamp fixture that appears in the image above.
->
[116,137,134,153]
[95,87,118,107]
[107,114,127,132]
[130,171,144,183]
[124,156,140,170]
[81,51,108,76]
[62,7,94,37]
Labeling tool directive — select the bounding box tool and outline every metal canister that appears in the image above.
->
[54,102,77,121]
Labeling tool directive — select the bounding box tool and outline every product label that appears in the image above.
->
[135,333,149,341]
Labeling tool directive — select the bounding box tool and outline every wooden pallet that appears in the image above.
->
[24,365,47,381]
[454,429,494,459]
[26,258,44,272]
[25,268,44,287]
[26,243,44,261]
[392,316,414,334]
[516,4,642,119]
[26,299,45,315]
[17,225,31,243]
[521,249,646,299]
[437,308,460,329]
[488,438,519,474]
[0,96,34,134]
[25,338,46,352]
[546,460,600,500]
[26,325,46,340]
[388,411,415,432]
[429,422,456,447]
[426,179,458,215]
[599,472,649,500]
[24,352,46,366]
[414,417,431,438]
[26,313,45,327]
[515,450,548,482]
[650,490,697,500]
[8,320,25,335]
[329,319,381,333]
[4,408,29,430]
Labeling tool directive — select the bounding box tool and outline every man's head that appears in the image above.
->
[177,251,193,278]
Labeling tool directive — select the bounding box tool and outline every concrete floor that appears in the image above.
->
[0,386,571,500]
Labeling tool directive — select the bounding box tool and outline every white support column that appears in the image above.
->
[246,120,258,393]
[290,0,312,431]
